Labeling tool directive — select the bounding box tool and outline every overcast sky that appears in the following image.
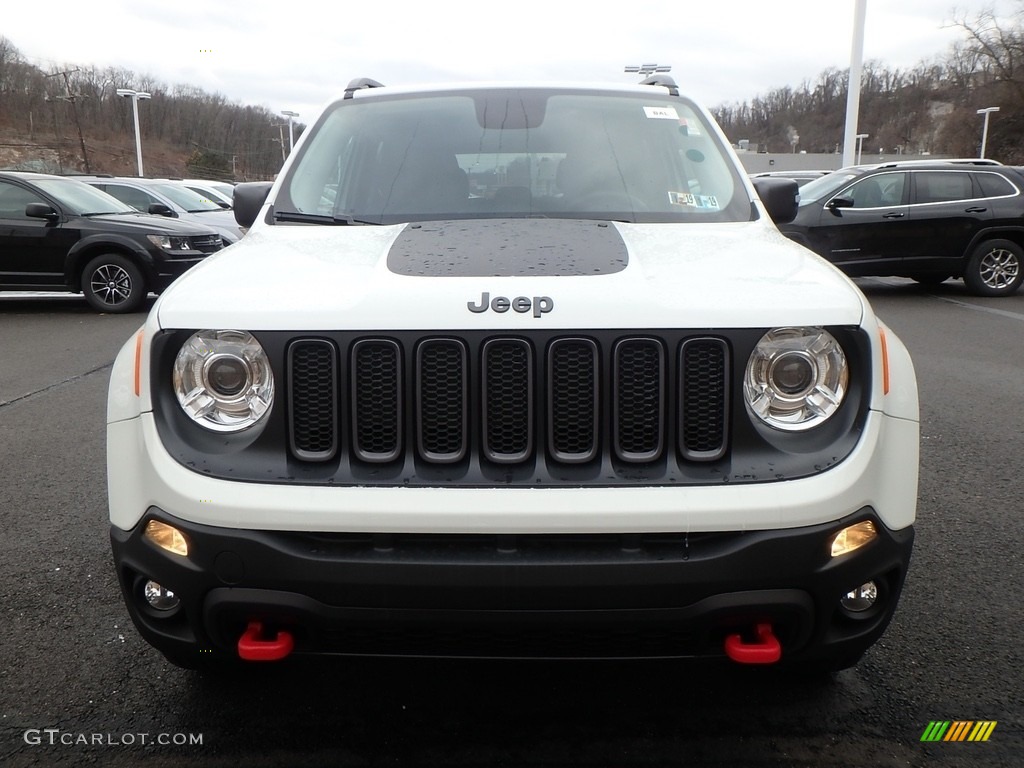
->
[3,0,1016,125]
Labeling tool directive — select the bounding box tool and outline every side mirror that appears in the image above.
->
[826,196,854,213]
[25,202,59,221]
[751,177,799,225]
[233,182,273,228]
[148,203,174,217]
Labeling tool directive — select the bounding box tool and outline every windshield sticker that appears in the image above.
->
[679,118,701,137]
[668,191,721,210]
[644,106,680,120]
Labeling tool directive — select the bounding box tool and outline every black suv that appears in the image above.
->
[780,160,1024,296]
[0,172,224,313]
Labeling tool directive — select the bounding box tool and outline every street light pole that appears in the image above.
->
[281,110,299,153]
[842,0,868,168]
[117,88,151,176]
[977,107,1000,159]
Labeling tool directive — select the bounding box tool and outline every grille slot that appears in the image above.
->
[287,339,338,461]
[482,338,533,463]
[613,338,665,462]
[548,338,599,463]
[351,339,402,462]
[680,338,729,460]
[417,339,468,463]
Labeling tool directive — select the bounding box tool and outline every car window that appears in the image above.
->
[913,171,974,204]
[0,180,45,218]
[279,89,750,224]
[100,184,159,212]
[842,172,905,208]
[33,178,135,215]
[974,171,1018,199]
[152,183,222,212]
[798,172,856,205]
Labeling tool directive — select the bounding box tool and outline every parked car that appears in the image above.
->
[107,77,918,672]
[780,159,1024,296]
[0,171,224,312]
[78,176,245,244]
[161,179,235,209]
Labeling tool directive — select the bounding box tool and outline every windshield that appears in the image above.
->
[798,171,859,205]
[34,178,136,215]
[151,183,224,212]
[277,89,751,224]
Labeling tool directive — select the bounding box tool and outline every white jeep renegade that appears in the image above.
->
[107,76,918,671]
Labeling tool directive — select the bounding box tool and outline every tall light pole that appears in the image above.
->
[117,88,151,176]
[842,0,868,168]
[281,110,299,153]
[977,107,1000,159]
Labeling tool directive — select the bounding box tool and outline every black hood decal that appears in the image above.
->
[386,219,628,277]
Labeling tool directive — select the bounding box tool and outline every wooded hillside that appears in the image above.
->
[714,6,1024,162]
[0,37,296,180]
[2,5,1023,175]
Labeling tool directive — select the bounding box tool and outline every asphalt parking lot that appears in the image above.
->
[1,281,1022,767]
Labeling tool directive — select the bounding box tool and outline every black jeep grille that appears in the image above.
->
[285,332,730,480]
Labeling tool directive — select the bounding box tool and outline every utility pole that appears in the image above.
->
[45,69,91,173]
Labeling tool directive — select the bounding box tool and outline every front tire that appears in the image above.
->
[963,239,1024,296]
[81,253,147,313]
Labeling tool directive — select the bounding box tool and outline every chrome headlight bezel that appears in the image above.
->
[743,326,849,432]
[172,330,274,432]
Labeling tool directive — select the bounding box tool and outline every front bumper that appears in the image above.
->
[149,253,208,292]
[111,508,912,664]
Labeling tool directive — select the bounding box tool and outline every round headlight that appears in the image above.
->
[743,327,848,431]
[173,330,274,432]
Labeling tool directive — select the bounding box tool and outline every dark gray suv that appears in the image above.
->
[780,160,1024,296]
[0,172,224,312]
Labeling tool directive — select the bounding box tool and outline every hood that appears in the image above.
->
[155,218,867,331]
[75,212,221,237]
[181,208,245,241]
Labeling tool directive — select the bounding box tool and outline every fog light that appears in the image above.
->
[830,520,877,557]
[841,581,878,613]
[143,580,180,611]
[144,520,189,557]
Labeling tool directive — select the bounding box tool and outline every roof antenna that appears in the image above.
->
[624,64,677,96]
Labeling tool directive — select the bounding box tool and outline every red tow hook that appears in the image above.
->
[724,622,782,665]
[237,620,294,662]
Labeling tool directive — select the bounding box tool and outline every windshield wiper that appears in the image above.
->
[273,211,379,225]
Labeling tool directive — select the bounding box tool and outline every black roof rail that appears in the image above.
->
[640,74,678,96]
[344,78,386,99]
